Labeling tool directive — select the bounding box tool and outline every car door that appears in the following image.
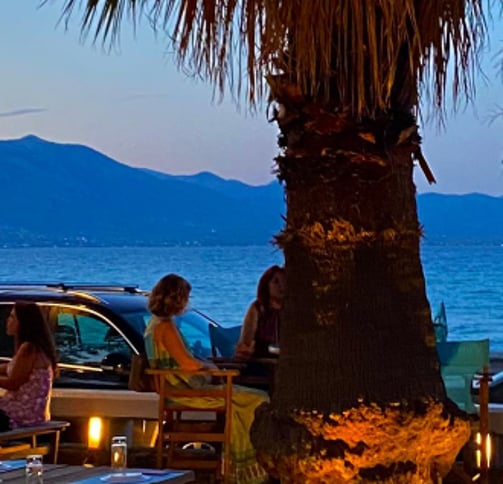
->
[46,304,134,389]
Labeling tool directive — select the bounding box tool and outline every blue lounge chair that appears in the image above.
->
[437,339,490,413]
[208,324,242,359]
[432,302,448,343]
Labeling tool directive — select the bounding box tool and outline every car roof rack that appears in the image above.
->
[0,282,142,294]
[47,283,141,294]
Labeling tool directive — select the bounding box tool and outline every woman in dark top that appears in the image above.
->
[235,265,285,359]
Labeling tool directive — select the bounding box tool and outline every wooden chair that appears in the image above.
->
[147,368,239,483]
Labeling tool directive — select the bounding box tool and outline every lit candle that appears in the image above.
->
[113,449,122,464]
[485,434,491,468]
[475,432,482,469]
[110,435,127,469]
[88,417,103,449]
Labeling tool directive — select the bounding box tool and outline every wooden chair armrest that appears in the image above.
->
[146,368,240,378]
[213,362,246,371]
[209,357,244,363]
[250,357,279,366]
[209,357,247,370]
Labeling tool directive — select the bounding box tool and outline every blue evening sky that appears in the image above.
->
[1,3,502,194]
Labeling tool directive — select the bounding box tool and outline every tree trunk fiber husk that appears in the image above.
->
[251,105,471,482]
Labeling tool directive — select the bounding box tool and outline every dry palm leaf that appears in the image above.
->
[55,0,487,118]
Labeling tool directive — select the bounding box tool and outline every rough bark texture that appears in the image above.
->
[251,99,471,482]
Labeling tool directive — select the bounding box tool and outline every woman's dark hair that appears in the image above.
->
[15,301,58,370]
[149,274,192,318]
[256,265,285,311]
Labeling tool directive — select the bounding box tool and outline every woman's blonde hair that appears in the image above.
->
[148,274,191,318]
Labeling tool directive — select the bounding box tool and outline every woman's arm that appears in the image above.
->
[235,303,259,359]
[155,321,205,371]
[0,343,36,391]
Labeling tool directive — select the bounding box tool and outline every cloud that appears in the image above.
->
[0,108,47,118]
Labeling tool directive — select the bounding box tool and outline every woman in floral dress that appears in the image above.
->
[0,302,57,430]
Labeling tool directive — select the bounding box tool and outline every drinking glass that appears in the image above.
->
[110,435,127,470]
[25,454,43,483]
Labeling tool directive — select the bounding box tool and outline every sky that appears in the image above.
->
[1,3,502,195]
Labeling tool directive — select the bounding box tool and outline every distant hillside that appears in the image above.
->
[0,135,283,247]
[141,168,282,207]
[418,192,503,241]
[0,135,501,247]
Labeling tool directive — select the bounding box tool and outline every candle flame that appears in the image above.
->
[88,417,103,449]
[474,432,492,470]
[485,434,491,468]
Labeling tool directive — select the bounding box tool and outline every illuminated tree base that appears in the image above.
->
[252,400,470,483]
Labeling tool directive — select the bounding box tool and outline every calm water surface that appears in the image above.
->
[0,243,501,349]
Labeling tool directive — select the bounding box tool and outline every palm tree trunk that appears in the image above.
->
[251,96,471,482]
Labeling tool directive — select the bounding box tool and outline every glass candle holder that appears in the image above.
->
[25,454,43,483]
[110,435,127,470]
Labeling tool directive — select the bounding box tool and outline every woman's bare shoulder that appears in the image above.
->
[12,343,37,368]
[152,318,177,337]
[17,343,49,366]
[16,341,36,355]
[247,300,261,314]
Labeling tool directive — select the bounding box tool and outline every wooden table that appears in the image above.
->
[0,461,195,483]
[211,356,278,394]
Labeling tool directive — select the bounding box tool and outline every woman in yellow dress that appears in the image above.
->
[144,274,269,484]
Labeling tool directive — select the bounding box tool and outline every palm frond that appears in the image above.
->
[55,0,488,116]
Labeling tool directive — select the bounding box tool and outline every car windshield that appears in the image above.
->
[118,308,215,359]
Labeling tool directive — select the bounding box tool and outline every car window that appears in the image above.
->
[48,306,132,367]
[119,310,150,336]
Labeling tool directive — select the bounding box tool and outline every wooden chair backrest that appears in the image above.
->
[128,353,156,392]
[146,368,239,481]
[150,367,238,401]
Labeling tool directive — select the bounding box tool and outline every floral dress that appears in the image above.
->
[0,357,53,428]
[145,317,269,484]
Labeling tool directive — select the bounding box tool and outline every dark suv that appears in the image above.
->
[0,283,218,390]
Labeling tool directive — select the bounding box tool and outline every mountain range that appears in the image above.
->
[0,135,501,247]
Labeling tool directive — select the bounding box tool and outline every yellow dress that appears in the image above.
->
[145,317,269,484]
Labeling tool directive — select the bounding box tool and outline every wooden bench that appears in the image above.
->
[0,420,70,463]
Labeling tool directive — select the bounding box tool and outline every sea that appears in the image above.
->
[0,242,501,350]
